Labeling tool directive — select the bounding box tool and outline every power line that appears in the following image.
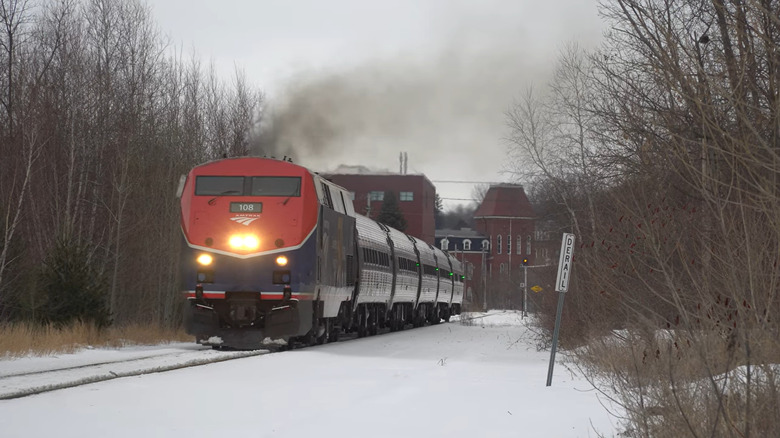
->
[431,180,502,184]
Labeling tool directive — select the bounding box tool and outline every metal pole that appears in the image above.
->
[546,291,566,386]
[523,265,528,318]
[482,248,487,312]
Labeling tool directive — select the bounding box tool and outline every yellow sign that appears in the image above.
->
[531,285,543,293]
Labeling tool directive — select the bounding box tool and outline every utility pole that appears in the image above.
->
[523,263,528,318]
[482,247,487,311]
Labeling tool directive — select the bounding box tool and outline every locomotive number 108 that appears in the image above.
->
[230,202,263,213]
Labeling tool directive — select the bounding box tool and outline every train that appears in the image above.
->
[178,157,463,349]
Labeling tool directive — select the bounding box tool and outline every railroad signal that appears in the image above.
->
[522,258,529,266]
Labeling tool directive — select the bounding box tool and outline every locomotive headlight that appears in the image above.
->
[229,235,244,249]
[243,235,259,250]
[276,255,288,266]
[229,234,260,250]
[197,254,213,266]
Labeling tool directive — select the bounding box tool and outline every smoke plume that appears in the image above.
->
[251,0,603,191]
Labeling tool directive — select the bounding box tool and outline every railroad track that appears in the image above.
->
[0,348,269,400]
[0,314,489,400]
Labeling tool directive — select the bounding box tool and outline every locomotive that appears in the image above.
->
[178,157,463,349]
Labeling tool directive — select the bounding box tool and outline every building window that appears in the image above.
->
[369,191,384,201]
[440,238,449,251]
[526,235,532,255]
[349,192,355,200]
[516,235,522,255]
[463,239,471,251]
[400,191,414,201]
[496,235,502,254]
[507,234,511,254]
[482,240,490,251]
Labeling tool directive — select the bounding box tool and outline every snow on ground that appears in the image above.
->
[0,343,267,399]
[0,311,624,437]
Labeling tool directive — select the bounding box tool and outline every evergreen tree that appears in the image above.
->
[434,193,444,228]
[377,191,407,231]
[38,236,112,328]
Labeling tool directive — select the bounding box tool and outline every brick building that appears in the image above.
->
[436,184,537,309]
[323,169,547,310]
[322,168,436,244]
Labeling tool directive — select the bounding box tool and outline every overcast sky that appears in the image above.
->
[152,0,604,209]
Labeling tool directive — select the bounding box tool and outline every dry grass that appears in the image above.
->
[576,329,780,437]
[0,321,193,358]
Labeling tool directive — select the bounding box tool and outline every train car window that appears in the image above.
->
[332,188,345,214]
[320,182,334,209]
[195,176,244,196]
[346,255,355,286]
[251,177,301,197]
[340,191,349,214]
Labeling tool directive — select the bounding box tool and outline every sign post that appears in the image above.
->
[546,233,575,387]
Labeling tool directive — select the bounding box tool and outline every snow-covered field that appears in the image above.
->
[0,311,624,437]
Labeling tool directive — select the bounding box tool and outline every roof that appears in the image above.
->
[473,184,536,218]
[435,228,486,239]
[321,172,435,190]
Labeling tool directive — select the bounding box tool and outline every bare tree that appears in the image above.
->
[533,0,780,436]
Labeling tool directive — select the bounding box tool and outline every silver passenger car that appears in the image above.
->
[354,215,393,305]
[449,254,464,310]
[433,246,453,307]
[414,239,439,307]
[386,226,419,307]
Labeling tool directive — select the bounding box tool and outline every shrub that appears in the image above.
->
[38,236,111,328]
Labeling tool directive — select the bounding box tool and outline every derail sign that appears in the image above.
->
[555,233,575,293]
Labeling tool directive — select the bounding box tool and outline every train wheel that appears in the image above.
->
[328,325,340,342]
[368,306,378,336]
[316,319,330,345]
[429,306,440,325]
[413,308,424,327]
[357,306,368,338]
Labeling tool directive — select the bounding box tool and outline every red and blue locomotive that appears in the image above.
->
[179,157,463,349]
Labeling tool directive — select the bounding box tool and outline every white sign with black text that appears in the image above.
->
[555,233,575,293]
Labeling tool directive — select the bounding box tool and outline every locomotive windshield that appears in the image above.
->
[195,176,244,196]
[195,176,301,197]
[251,177,301,197]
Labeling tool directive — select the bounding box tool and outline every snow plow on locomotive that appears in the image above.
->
[179,157,463,349]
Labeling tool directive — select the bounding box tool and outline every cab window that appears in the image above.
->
[195,176,244,196]
[251,177,301,196]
